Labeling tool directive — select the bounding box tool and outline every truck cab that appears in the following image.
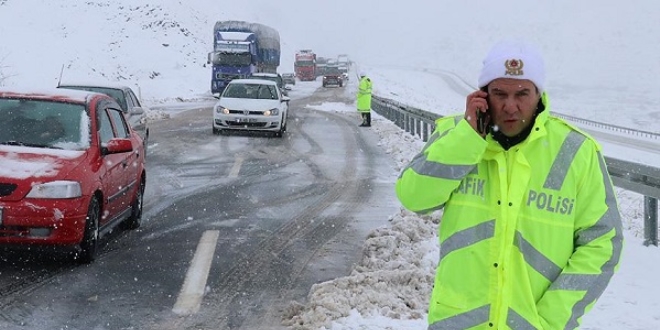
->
[294,50,317,81]
[208,32,258,95]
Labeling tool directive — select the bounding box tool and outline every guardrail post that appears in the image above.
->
[402,113,407,132]
[380,104,388,121]
[644,197,658,246]
[404,113,411,133]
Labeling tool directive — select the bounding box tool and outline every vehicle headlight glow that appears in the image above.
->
[26,181,82,199]
[215,106,230,114]
[264,108,279,116]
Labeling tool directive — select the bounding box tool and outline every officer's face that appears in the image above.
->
[487,78,540,137]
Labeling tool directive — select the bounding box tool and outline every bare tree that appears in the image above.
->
[0,66,8,86]
[0,53,17,87]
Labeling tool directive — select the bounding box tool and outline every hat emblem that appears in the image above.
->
[504,59,524,76]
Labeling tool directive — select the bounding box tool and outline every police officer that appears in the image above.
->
[357,72,372,127]
[396,40,623,329]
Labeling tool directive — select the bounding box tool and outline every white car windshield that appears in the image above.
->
[223,84,278,100]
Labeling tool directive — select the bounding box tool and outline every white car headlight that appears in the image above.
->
[26,181,82,199]
[264,108,279,116]
[215,105,230,114]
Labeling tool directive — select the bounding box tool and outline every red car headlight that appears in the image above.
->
[26,181,82,199]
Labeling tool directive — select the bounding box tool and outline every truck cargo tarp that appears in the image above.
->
[214,21,280,66]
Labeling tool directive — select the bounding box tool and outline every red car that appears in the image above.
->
[0,88,147,263]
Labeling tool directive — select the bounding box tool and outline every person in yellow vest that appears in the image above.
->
[357,72,373,127]
[396,40,623,329]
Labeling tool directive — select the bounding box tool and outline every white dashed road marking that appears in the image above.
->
[228,155,244,178]
[172,230,220,316]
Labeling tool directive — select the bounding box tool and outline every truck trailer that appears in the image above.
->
[207,21,281,95]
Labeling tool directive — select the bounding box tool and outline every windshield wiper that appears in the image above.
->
[0,141,63,149]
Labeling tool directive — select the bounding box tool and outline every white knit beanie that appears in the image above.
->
[478,40,545,92]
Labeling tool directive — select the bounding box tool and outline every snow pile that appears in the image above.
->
[375,125,427,172]
[615,188,646,238]
[284,209,439,330]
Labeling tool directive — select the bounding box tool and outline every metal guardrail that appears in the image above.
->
[552,112,660,140]
[373,95,660,246]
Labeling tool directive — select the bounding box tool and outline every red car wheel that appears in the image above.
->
[76,197,100,264]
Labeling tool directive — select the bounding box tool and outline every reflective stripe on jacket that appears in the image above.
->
[395,92,623,329]
[357,76,372,112]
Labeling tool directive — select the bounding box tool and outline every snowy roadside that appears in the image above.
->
[282,117,437,330]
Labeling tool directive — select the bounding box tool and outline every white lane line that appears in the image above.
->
[228,155,244,178]
[172,230,220,316]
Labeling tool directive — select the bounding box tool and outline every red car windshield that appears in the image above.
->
[0,99,89,150]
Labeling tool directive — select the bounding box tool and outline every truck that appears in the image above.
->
[337,54,350,68]
[294,50,316,81]
[207,21,281,95]
[315,57,330,78]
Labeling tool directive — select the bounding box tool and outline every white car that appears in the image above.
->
[213,79,290,137]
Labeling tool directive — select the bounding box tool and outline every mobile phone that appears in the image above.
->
[477,87,491,134]
[477,109,488,134]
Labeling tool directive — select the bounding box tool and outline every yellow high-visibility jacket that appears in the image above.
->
[396,93,623,329]
[357,76,372,112]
